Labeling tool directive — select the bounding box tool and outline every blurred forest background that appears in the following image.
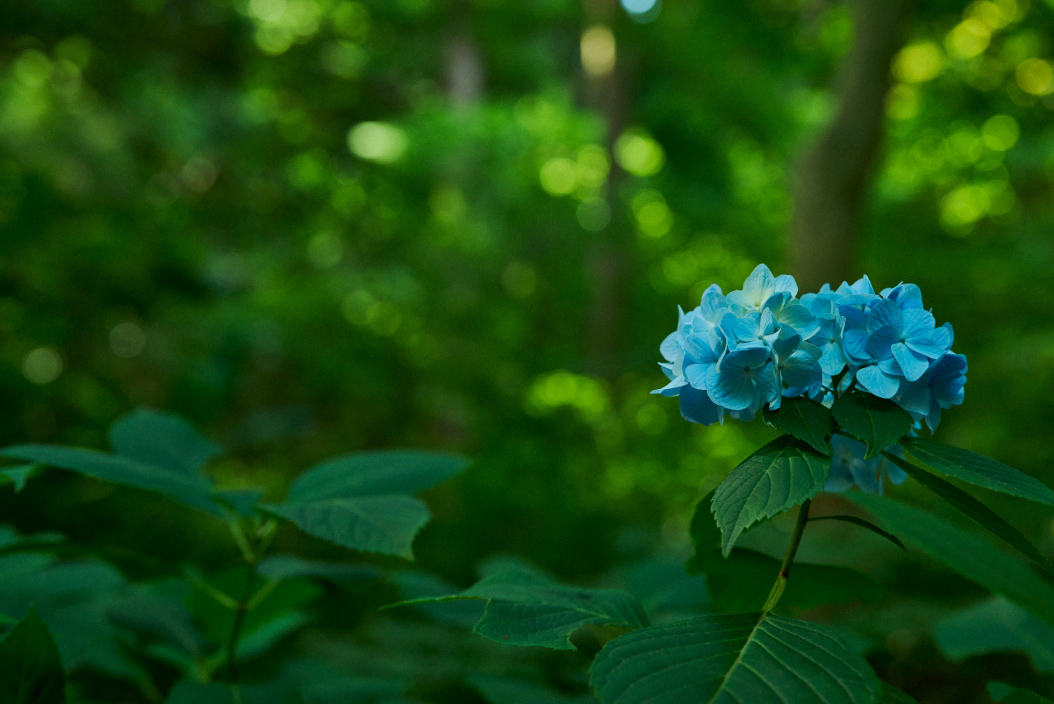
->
[2,0,1054,701]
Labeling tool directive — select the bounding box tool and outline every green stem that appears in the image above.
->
[223,558,257,683]
[761,499,812,613]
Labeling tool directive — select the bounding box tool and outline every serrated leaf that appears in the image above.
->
[287,450,469,502]
[988,682,1054,704]
[832,392,913,459]
[764,396,833,455]
[0,445,223,517]
[688,547,882,614]
[108,409,223,476]
[901,438,1054,508]
[848,494,1054,625]
[387,566,649,650]
[881,683,918,704]
[883,453,1054,577]
[713,435,829,556]
[810,515,906,550]
[936,596,1054,673]
[590,612,879,704]
[262,496,430,559]
[165,680,236,704]
[0,606,66,704]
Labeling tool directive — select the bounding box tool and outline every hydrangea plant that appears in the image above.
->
[391,264,1054,704]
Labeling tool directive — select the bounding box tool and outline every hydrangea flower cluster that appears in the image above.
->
[655,264,968,432]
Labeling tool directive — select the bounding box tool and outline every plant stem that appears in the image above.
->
[762,499,812,613]
[223,558,257,683]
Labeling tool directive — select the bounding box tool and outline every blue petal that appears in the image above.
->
[705,363,755,411]
[700,289,729,321]
[867,299,903,336]
[842,328,870,362]
[679,385,724,425]
[753,365,781,406]
[782,350,822,388]
[685,363,709,390]
[660,331,681,362]
[892,342,929,382]
[652,375,687,396]
[865,325,898,361]
[857,365,900,399]
[772,273,798,297]
[818,342,847,375]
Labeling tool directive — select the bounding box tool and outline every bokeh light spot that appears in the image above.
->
[581,26,616,77]
[110,323,146,358]
[893,42,945,83]
[945,19,991,60]
[1016,58,1054,95]
[982,115,1020,150]
[347,122,407,163]
[539,158,576,195]
[576,198,611,232]
[615,129,665,177]
[22,347,63,384]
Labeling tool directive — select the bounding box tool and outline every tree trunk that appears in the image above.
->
[790,0,910,291]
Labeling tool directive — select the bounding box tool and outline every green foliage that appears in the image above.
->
[763,397,833,455]
[831,393,914,460]
[285,451,469,501]
[164,681,235,704]
[883,453,1054,577]
[808,515,905,551]
[589,612,879,704]
[988,683,1054,704]
[849,494,1054,625]
[901,438,1054,508]
[0,465,33,493]
[107,409,223,477]
[880,684,918,704]
[712,435,829,555]
[0,607,65,704]
[936,596,1054,673]
[390,563,649,650]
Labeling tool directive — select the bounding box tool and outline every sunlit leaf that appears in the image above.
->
[832,392,913,459]
[590,612,879,704]
[713,435,829,555]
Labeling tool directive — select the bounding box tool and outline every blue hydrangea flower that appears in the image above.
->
[824,434,907,495]
[895,352,968,431]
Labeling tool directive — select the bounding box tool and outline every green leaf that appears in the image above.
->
[0,606,66,704]
[262,496,431,559]
[0,445,223,517]
[883,453,1054,577]
[108,408,223,476]
[810,515,906,550]
[988,682,1054,704]
[0,465,35,493]
[689,547,882,614]
[901,438,1054,508]
[387,565,649,650]
[590,612,879,704]
[763,396,833,455]
[848,494,1054,625]
[832,392,913,459]
[881,683,918,704]
[688,489,721,557]
[713,435,829,556]
[165,680,236,704]
[936,596,1054,673]
[286,450,469,502]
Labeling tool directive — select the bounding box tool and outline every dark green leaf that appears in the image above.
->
[689,547,882,613]
[0,465,35,493]
[883,453,1054,577]
[0,606,65,704]
[881,684,918,704]
[848,494,1054,625]
[165,680,236,704]
[764,396,833,455]
[108,408,223,476]
[286,450,469,502]
[257,554,381,582]
[0,445,223,517]
[988,682,1054,704]
[688,489,721,558]
[470,675,594,704]
[262,496,431,559]
[936,596,1054,673]
[810,515,906,550]
[387,565,649,650]
[590,612,879,704]
[901,438,1054,508]
[713,435,829,555]
[832,392,913,459]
